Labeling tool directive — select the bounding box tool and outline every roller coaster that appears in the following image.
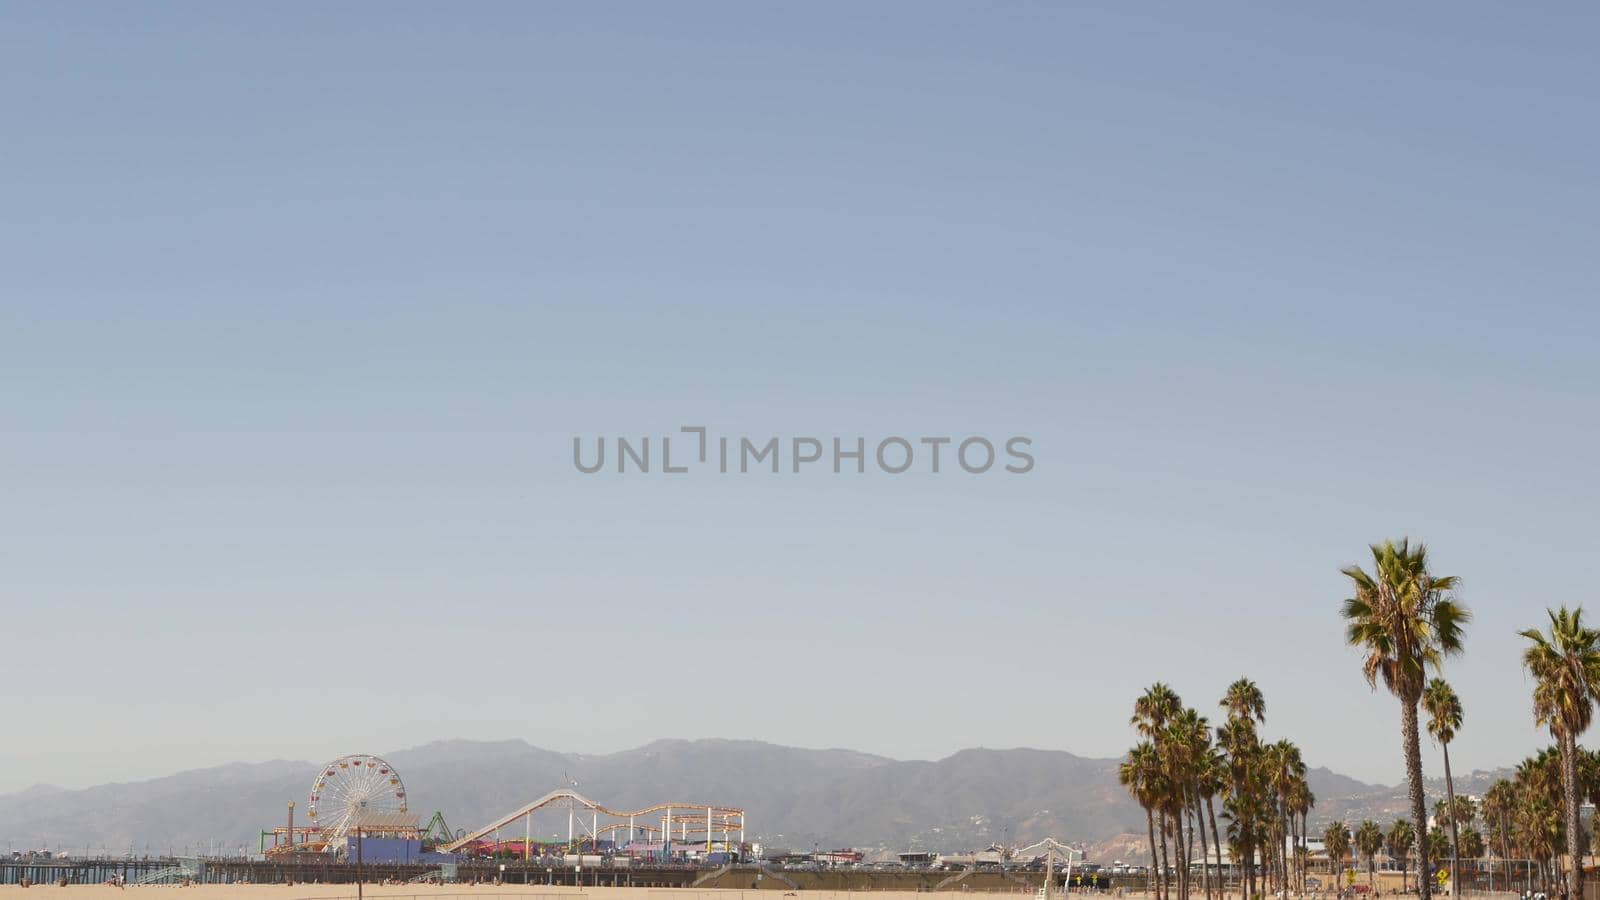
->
[441,788,745,856]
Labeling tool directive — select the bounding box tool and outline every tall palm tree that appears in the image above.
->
[1512,748,1565,892]
[1222,678,1266,726]
[1134,683,1183,744]
[1219,677,1265,900]
[1324,822,1351,889]
[1217,711,1262,900]
[1423,678,1464,897]
[1198,748,1228,900]
[1356,821,1385,892]
[1341,538,1468,900]
[1388,820,1415,893]
[1222,777,1270,900]
[1134,685,1183,900]
[1520,606,1600,900]
[1122,742,1164,899]
[1517,792,1561,892]
[1481,779,1514,891]
[1262,739,1304,895]
[1169,708,1215,900]
[1288,779,1314,893]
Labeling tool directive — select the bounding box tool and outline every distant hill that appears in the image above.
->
[1306,766,1519,827]
[0,739,1395,857]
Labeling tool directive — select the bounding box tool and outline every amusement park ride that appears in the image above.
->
[262,753,746,863]
[265,754,418,857]
[440,787,746,858]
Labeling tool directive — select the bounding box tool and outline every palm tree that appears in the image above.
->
[1222,775,1270,900]
[1219,677,1266,900]
[1222,678,1266,726]
[1517,792,1561,892]
[1423,678,1464,897]
[1217,712,1262,900]
[1263,740,1304,895]
[1288,779,1314,893]
[1324,822,1351,890]
[1198,748,1227,900]
[1122,742,1164,899]
[1134,685,1183,900]
[1135,683,1184,739]
[1341,538,1468,900]
[1356,821,1385,892]
[1520,605,1600,900]
[1434,796,1474,832]
[1482,779,1514,891]
[1388,820,1416,893]
[1427,826,1451,889]
[1513,748,1564,892]
[1169,708,1215,900]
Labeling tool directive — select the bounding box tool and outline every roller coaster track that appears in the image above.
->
[442,789,745,854]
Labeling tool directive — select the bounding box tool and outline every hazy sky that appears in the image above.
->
[3,3,1598,795]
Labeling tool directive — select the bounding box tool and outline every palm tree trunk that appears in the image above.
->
[1285,813,1293,895]
[1278,810,1286,895]
[1206,796,1223,900]
[1287,805,1294,896]
[1562,730,1585,900]
[1192,804,1201,900]
[1182,805,1193,900]
[1196,796,1212,900]
[1293,814,1301,894]
[1147,807,1160,899]
[1253,826,1260,900]
[1304,813,1311,894]
[1289,812,1298,895]
[1403,699,1432,900]
[1161,811,1172,900]
[1280,800,1290,896]
[1442,739,1460,898]
[1269,810,1277,895]
[1244,822,1253,900]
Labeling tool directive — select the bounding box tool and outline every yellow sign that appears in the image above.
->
[1436,870,1450,886]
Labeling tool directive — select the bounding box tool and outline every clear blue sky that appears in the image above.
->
[3,3,1597,793]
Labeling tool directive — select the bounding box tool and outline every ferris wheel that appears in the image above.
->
[307,754,407,847]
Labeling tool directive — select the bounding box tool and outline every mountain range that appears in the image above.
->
[0,739,1477,858]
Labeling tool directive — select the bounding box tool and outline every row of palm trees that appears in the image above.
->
[1342,539,1600,900]
[1120,680,1315,900]
[1473,743,1600,893]
[1121,539,1600,900]
[1323,816,1478,893]
[1319,743,1600,897]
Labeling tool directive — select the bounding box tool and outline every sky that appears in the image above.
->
[2,3,1598,795]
